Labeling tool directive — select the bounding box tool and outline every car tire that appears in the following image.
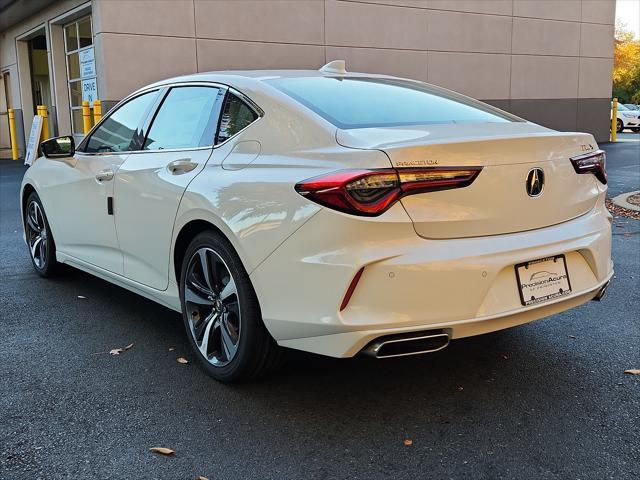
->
[616,119,624,133]
[179,230,285,382]
[24,191,60,277]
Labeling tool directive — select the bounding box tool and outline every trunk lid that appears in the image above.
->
[337,123,601,239]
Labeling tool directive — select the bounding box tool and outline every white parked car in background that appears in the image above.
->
[21,61,613,382]
[614,103,640,132]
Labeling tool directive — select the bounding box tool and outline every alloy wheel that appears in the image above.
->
[26,200,47,269]
[184,247,241,366]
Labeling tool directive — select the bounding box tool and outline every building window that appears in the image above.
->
[64,15,97,135]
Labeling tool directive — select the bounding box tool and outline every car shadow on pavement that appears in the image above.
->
[53,265,601,412]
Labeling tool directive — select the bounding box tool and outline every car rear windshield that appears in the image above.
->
[267,77,518,129]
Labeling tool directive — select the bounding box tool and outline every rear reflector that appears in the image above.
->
[295,167,482,216]
[340,267,365,311]
[570,149,607,184]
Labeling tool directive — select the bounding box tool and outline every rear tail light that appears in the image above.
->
[570,150,607,184]
[295,167,482,216]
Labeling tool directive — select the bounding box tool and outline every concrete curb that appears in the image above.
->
[612,191,640,212]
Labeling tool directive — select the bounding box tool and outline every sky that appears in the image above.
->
[616,0,640,38]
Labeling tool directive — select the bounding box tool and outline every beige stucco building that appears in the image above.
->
[0,0,616,155]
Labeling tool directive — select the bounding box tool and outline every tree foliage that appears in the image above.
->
[613,22,640,104]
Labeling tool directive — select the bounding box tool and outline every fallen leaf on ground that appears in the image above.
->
[106,343,134,356]
[149,447,175,456]
[624,369,640,375]
[403,439,413,446]
[177,357,189,364]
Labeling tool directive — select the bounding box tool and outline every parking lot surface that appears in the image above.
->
[1,142,638,479]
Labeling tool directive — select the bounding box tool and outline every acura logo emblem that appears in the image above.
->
[526,168,545,197]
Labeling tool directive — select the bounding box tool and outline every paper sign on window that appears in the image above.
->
[79,48,96,78]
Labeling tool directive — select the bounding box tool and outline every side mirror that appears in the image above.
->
[41,136,75,159]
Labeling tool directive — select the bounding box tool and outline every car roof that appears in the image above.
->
[154,68,395,80]
[141,69,413,92]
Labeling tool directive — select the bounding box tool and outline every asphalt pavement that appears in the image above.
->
[602,132,640,197]
[1,140,639,480]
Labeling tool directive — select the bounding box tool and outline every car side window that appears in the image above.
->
[84,90,158,153]
[216,93,259,145]
[143,86,225,150]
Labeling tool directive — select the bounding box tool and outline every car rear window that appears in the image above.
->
[267,77,518,129]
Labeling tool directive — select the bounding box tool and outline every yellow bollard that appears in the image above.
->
[92,100,102,124]
[36,105,43,141]
[37,105,50,142]
[8,108,19,160]
[611,98,618,143]
[82,100,92,134]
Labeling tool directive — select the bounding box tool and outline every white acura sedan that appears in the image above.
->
[614,103,640,132]
[21,61,613,382]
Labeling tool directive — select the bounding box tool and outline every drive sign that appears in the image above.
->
[82,78,98,104]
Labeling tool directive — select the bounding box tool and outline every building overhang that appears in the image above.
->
[0,0,59,32]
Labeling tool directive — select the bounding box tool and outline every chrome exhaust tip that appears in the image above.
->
[592,280,610,302]
[363,330,451,359]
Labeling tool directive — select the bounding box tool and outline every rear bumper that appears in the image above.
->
[276,275,612,357]
[251,201,613,358]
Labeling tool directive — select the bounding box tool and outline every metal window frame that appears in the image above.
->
[63,14,95,135]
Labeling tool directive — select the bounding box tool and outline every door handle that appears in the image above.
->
[167,159,198,175]
[95,169,114,182]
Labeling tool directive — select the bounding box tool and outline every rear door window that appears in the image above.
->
[143,86,225,150]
